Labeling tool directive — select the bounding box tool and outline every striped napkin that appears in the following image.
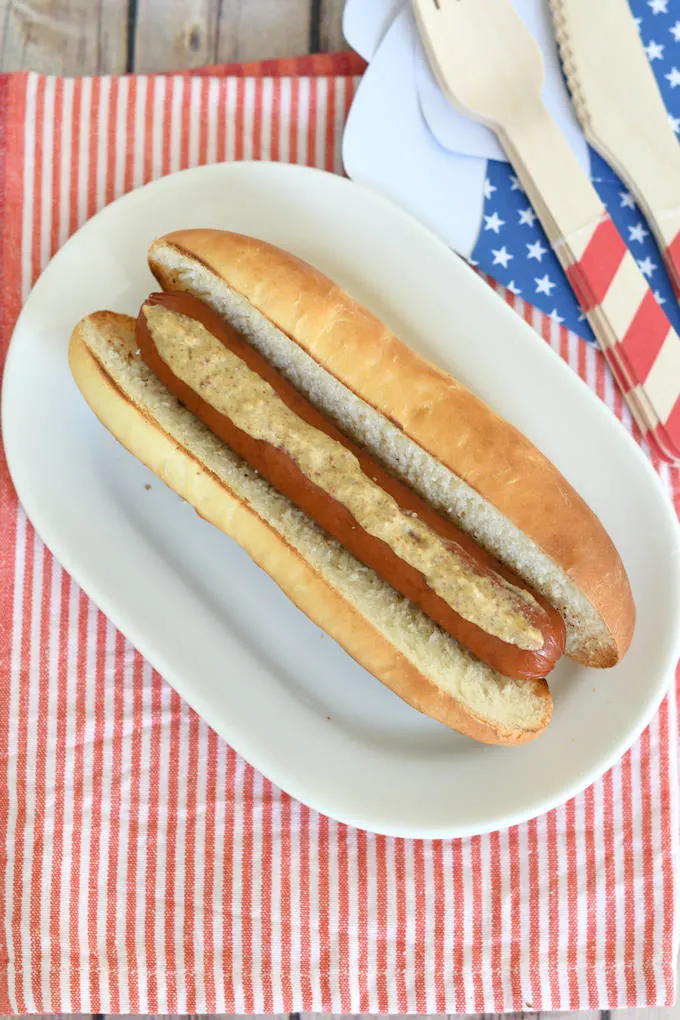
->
[0,55,679,1015]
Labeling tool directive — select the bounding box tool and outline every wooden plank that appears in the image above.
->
[578,1011,680,1020]
[0,0,348,75]
[0,0,128,73]
[318,0,346,52]
[132,0,220,73]
[133,0,313,73]
[215,0,312,62]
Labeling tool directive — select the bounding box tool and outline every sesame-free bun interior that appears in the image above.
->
[148,229,635,669]
[69,311,553,745]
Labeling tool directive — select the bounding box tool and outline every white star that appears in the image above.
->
[518,206,537,227]
[638,255,658,277]
[549,308,564,324]
[527,239,548,261]
[649,0,668,13]
[628,222,649,243]
[483,211,505,233]
[491,245,513,268]
[468,258,479,267]
[620,190,636,208]
[507,280,522,295]
[671,20,680,40]
[634,16,643,27]
[654,289,667,305]
[646,39,665,60]
[535,274,556,295]
[666,66,680,87]
[669,113,680,133]
[483,178,497,199]
[510,174,525,193]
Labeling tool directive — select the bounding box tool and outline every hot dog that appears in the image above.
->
[136,290,566,680]
[67,229,635,744]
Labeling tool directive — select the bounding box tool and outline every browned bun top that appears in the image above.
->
[149,229,635,667]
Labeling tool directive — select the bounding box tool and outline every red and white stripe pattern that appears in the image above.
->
[660,225,680,299]
[0,61,678,1014]
[565,214,680,462]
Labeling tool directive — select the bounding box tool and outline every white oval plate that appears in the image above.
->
[4,162,680,839]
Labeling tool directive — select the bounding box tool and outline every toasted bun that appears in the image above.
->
[68,311,552,745]
[148,229,635,668]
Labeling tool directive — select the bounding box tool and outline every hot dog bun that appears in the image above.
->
[148,229,635,668]
[69,311,553,745]
[137,290,566,680]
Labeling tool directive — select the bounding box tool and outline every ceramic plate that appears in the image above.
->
[4,161,680,837]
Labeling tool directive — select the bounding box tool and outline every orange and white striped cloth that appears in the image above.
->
[0,55,679,1015]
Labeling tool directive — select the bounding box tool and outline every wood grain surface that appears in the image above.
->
[0,1,678,1019]
[0,0,346,73]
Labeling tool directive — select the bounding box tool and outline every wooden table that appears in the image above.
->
[0,0,346,74]
[0,2,677,1019]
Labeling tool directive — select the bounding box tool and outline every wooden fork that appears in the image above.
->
[551,0,680,298]
[412,0,680,465]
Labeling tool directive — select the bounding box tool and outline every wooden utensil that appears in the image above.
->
[551,0,680,297]
[411,0,680,464]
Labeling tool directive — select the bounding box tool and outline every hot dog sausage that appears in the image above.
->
[136,291,566,679]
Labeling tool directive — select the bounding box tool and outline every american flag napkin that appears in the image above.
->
[473,0,680,341]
